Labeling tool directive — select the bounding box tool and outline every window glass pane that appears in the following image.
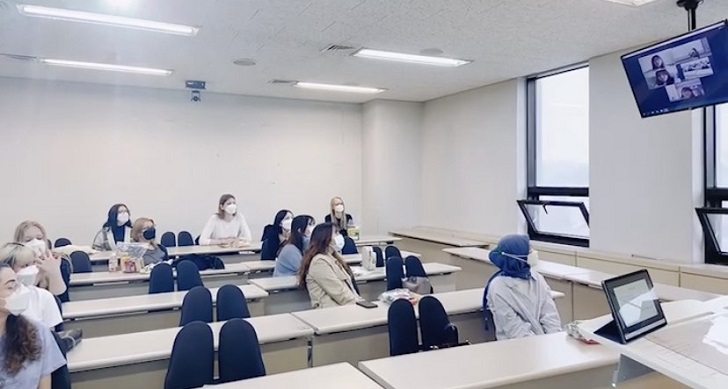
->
[535,68,590,187]
[717,104,728,187]
[707,202,728,252]
[523,200,589,239]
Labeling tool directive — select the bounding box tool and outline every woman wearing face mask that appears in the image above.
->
[130,218,169,266]
[0,244,63,330]
[13,221,66,297]
[273,215,315,277]
[297,223,360,309]
[92,204,132,251]
[260,210,293,261]
[483,234,561,341]
[324,197,353,236]
[199,194,252,246]
[0,263,66,388]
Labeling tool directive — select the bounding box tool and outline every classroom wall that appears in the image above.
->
[420,80,527,237]
[361,100,423,235]
[0,77,362,244]
[589,52,704,264]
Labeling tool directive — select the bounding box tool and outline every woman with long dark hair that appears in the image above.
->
[260,209,293,260]
[0,262,66,388]
[92,203,132,251]
[273,215,315,277]
[297,223,359,308]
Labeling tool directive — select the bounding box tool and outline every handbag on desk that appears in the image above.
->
[402,276,432,295]
[58,328,83,352]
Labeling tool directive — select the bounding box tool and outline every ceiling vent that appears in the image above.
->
[269,79,297,85]
[322,44,357,53]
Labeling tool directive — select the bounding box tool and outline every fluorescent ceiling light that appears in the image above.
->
[40,59,172,76]
[600,0,659,6]
[17,5,199,36]
[293,82,385,94]
[353,48,471,67]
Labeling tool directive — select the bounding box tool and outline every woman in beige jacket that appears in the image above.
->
[298,223,361,309]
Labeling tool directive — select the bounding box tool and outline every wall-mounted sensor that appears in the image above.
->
[185,80,206,90]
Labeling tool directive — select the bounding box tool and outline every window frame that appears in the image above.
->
[523,64,590,247]
[700,105,728,264]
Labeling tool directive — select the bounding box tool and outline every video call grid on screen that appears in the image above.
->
[637,38,712,102]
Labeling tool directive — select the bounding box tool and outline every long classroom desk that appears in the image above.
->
[358,332,685,389]
[208,363,383,389]
[444,247,719,323]
[289,287,563,367]
[69,262,252,300]
[242,251,420,278]
[88,243,264,263]
[249,262,461,315]
[67,314,313,389]
[62,284,268,337]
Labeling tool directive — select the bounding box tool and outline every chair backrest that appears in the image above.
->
[373,246,384,267]
[216,285,251,321]
[54,238,72,248]
[179,287,213,326]
[195,235,200,245]
[385,245,402,260]
[177,231,194,247]
[387,299,419,356]
[53,296,64,332]
[69,251,92,273]
[385,256,404,290]
[218,318,266,383]
[176,260,204,291]
[164,321,214,389]
[341,236,358,255]
[418,296,453,350]
[50,331,71,389]
[58,257,71,303]
[149,263,175,294]
[161,232,177,248]
[259,237,278,261]
[405,255,427,278]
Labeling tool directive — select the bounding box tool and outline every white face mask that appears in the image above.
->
[117,212,130,225]
[24,239,46,257]
[281,218,293,231]
[224,204,237,215]
[502,250,539,268]
[16,265,39,287]
[333,234,345,251]
[305,225,314,237]
[2,285,31,316]
[334,204,344,213]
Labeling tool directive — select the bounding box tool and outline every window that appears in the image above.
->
[700,104,728,264]
[522,66,590,247]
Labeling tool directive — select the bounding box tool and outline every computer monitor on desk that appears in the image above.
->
[596,269,667,344]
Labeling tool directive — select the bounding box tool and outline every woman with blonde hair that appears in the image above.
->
[324,197,353,236]
[130,218,169,266]
[199,194,252,246]
[13,221,66,296]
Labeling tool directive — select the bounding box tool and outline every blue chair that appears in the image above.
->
[387,299,419,356]
[149,263,175,294]
[373,246,384,267]
[58,257,71,303]
[179,287,213,326]
[161,232,177,248]
[195,235,200,245]
[69,251,92,273]
[385,256,404,290]
[54,238,72,248]
[341,236,358,255]
[177,231,194,247]
[218,319,266,383]
[54,296,64,332]
[50,331,71,389]
[385,245,402,260]
[164,321,214,389]
[404,256,427,277]
[418,296,457,350]
[216,285,251,321]
[176,260,203,291]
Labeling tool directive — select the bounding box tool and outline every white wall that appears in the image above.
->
[589,52,703,263]
[420,80,527,237]
[0,77,362,244]
[361,100,423,234]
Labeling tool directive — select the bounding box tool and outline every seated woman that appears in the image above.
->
[13,221,67,297]
[0,243,63,330]
[324,197,353,236]
[483,234,561,340]
[200,194,252,246]
[297,223,359,309]
[0,263,66,388]
[260,209,293,261]
[130,218,169,266]
[92,204,132,251]
[273,215,315,277]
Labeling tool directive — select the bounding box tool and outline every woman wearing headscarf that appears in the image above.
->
[483,234,562,340]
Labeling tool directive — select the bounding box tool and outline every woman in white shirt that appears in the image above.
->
[199,194,252,245]
[13,221,67,297]
[0,243,63,329]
